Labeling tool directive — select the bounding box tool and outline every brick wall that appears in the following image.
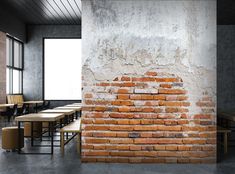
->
[0,31,6,103]
[81,71,216,163]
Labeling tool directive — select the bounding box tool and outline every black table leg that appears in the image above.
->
[35,103,38,113]
[50,122,54,154]
[8,115,11,122]
[18,121,21,154]
[31,122,34,147]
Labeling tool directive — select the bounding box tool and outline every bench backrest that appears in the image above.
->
[7,95,24,104]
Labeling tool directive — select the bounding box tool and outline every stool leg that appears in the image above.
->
[224,133,228,154]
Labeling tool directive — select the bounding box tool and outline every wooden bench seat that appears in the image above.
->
[217,126,231,154]
[60,119,81,155]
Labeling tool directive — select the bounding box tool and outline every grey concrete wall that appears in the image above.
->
[82,0,216,115]
[0,32,6,103]
[217,25,235,110]
[0,4,26,42]
[24,25,81,107]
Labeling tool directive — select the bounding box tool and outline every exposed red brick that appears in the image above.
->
[160,84,172,88]
[153,95,166,100]
[117,89,129,94]
[145,71,158,76]
[117,94,129,100]
[112,100,134,106]
[155,78,179,82]
[159,89,187,94]
[84,93,93,98]
[121,76,131,81]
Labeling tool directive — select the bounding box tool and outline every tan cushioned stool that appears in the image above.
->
[24,122,42,138]
[2,127,24,150]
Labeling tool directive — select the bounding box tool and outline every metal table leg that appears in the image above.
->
[50,122,54,154]
[18,121,21,154]
[35,103,38,113]
[31,122,34,147]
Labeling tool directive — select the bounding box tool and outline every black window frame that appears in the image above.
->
[6,35,24,95]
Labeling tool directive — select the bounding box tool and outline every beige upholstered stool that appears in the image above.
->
[2,127,24,151]
[24,122,42,138]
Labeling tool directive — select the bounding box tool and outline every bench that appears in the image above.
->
[60,119,81,155]
[217,126,231,154]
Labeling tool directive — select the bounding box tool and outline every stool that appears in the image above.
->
[2,127,24,151]
[24,122,42,138]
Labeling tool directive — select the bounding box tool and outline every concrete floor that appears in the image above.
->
[0,120,235,174]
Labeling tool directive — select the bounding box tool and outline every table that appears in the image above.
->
[23,101,44,113]
[55,106,82,119]
[66,104,82,107]
[40,109,76,123]
[15,113,65,154]
[40,109,75,115]
[55,107,81,112]
[0,104,14,108]
[72,103,82,105]
[218,111,235,150]
[219,112,235,122]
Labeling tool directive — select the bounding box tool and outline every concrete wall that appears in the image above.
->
[82,0,216,163]
[217,25,235,110]
[24,25,81,107]
[0,32,6,103]
[0,4,26,42]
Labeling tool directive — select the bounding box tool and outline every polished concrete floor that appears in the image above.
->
[0,120,235,174]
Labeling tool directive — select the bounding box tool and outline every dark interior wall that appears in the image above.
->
[0,4,26,42]
[0,32,6,103]
[217,25,235,110]
[24,25,81,107]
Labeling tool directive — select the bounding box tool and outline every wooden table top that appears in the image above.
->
[55,106,81,111]
[0,104,14,108]
[219,112,235,122]
[66,104,82,107]
[15,113,65,122]
[23,101,44,104]
[40,109,75,115]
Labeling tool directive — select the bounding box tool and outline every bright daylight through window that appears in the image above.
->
[44,39,81,100]
[6,36,23,94]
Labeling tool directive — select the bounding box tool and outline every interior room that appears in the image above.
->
[0,0,234,173]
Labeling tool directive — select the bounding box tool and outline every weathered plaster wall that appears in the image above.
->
[82,0,216,163]
[217,25,235,110]
[0,32,6,103]
[24,25,81,107]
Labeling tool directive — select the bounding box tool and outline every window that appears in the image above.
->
[6,36,23,94]
[44,38,81,100]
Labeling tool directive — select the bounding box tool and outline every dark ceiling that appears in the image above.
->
[218,0,235,25]
[0,0,81,25]
[0,0,235,25]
